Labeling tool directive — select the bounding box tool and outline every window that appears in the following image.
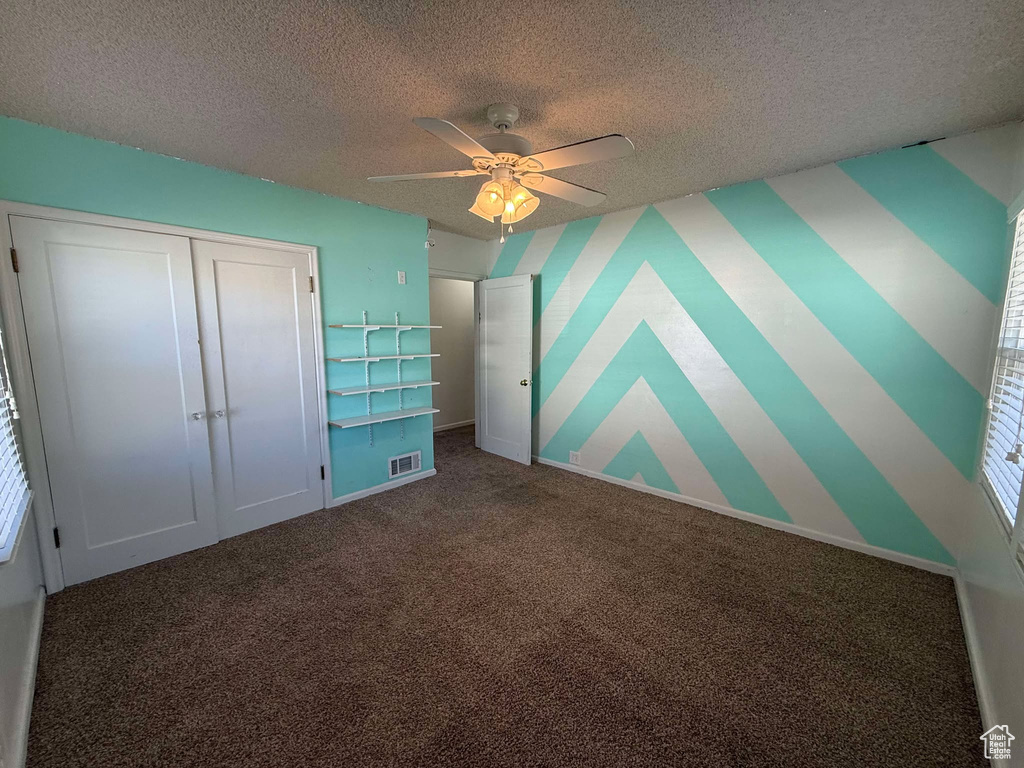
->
[0,313,30,562]
[981,211,1024,555]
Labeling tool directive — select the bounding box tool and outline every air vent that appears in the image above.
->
[388,450,422,479]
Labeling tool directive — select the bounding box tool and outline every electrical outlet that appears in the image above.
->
[397,270,406,285]
[568,450,581,465]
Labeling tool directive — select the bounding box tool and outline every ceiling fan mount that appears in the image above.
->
[486,103,520,131]
[473,104,534,158]
[368,103,634,240]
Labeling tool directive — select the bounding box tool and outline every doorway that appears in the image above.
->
[429,269,534,466]
[428,277,476,432]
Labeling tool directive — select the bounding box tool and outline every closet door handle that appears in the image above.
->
[191,411,205,421]
[214,410,225,418]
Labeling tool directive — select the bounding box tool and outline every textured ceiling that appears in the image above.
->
[1,0,1023,240]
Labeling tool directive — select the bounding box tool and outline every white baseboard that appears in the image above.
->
[434,419,474,433]
[10,585,44,768]
[328,468,436,508]
[534,456,957,577]
[954,575,998,738]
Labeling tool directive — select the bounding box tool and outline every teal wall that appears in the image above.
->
[492,125,1020,565]
[0,117,434,498]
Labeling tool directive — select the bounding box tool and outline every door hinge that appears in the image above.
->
[309,276,315,293]
[53,527,60,549]
[320,464,325,480]
[10,247,18,273]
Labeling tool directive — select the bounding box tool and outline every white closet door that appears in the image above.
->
[191,240,324,538]
[10,216,218,585]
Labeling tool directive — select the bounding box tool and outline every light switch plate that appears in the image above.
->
[569,450,581,465]
[397,270,406,284]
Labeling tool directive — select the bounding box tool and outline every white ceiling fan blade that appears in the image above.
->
[517,173,606,206]
[368,169,485,182]
[413,118,496,161]
[517,135,634,172]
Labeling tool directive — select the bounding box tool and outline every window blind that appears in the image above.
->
[0,316,29,561]
[982,212,1024,536]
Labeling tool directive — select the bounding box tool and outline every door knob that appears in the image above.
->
[191,411,205,420]
[520,379,529,386]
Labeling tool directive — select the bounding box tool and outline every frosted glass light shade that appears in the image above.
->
[468,201,495,221]
[475,181,505,217]
[501,184,539,224]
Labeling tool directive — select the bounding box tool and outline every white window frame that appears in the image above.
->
[979,210,1024,565]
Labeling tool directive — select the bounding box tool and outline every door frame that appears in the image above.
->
[0,200,332,593]
[429,269,483,448]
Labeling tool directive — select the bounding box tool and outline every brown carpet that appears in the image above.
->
[28,426,984,767]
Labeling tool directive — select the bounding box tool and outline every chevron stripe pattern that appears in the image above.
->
[491,123,1022,566]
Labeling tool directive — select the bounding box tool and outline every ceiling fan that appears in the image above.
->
[368,104,634,241]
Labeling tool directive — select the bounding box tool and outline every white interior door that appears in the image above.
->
[477,274,533,464]
[10,216,218,585]
[192,240,324,538]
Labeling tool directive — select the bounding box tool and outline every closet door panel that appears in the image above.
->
[192,240,323,538]
[10,216,218,584]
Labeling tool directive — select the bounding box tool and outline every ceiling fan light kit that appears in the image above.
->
[369,103,634,241]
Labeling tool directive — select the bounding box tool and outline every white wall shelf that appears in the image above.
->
[327,353,439,363]
[329,323,441,330]
[326,311,440,445]
[329,406,439,429]
[329,380,439,397]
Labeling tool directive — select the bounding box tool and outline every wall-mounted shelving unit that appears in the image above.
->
[327,311,440,445]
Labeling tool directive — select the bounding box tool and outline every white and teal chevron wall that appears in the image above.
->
[490,122,1024,567]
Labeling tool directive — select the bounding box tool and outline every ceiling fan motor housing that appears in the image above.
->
[478,132,533,158]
